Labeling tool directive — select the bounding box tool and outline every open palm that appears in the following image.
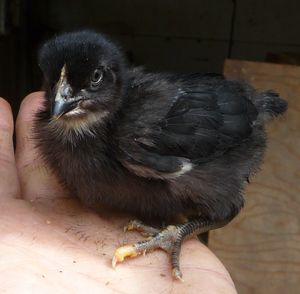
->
[0,92,236,293]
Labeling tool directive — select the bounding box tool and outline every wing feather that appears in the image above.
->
[117,75,258,179]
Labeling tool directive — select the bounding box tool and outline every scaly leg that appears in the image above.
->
[112,218,229,280]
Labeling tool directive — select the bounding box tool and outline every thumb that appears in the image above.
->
[15,92,65,200]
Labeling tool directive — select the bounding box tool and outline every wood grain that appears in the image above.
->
[209,60,300,294]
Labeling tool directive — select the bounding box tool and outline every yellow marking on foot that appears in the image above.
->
[112,245,140,268]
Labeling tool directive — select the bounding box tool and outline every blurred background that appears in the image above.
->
[0,1,299,293]
[1,0,300,116]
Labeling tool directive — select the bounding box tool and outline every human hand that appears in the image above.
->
[0,93,237,293]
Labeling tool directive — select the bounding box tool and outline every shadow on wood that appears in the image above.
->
[209,59,300,294]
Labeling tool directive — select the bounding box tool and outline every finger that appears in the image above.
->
[16,92,65,200]
[0,98,20,199]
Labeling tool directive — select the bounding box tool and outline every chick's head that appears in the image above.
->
[39,30,126,129]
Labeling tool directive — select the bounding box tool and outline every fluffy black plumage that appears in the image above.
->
[35,30,287,278]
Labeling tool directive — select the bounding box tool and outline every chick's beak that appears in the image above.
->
[51,83,79,118]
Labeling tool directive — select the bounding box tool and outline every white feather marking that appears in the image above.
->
[171,161,193,178]
[64,107,85,116]
[124,159,193,180]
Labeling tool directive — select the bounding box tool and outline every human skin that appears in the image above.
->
[0,92,237,293]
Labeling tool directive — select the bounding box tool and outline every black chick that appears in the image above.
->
[35,30,287,280]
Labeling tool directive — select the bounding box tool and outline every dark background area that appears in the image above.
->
[1,0,300,117]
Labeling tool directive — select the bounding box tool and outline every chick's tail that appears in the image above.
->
[254,90,288,122]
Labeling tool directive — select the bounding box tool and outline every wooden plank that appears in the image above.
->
[209,59,300,294]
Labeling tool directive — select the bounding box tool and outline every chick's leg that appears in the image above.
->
[112,218,228,280]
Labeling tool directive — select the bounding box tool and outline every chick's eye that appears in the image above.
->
[91,69,103,88]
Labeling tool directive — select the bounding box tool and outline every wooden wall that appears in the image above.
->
[30,0,300,73]
[209,60,300,294]
[4,1,300,112]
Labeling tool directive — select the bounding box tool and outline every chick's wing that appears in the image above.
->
[116,74,257,179]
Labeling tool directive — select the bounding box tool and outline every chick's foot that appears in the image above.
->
[113,222,192,280]
[112,218,229,280]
